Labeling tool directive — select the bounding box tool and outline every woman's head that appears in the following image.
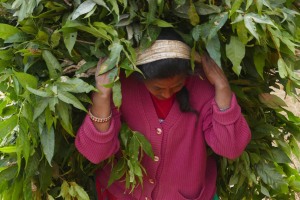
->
[134,28,199,116]
[136,28,192,81]
[135,29,192,99]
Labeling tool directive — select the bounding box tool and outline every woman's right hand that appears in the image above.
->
[95,58,112,98]
[90,58,113,132]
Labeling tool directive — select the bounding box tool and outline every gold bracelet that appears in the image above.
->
[88,109,112,123]
[219,107,230,112]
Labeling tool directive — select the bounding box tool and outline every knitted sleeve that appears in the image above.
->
[202,94,251,159]
[75,106,121,164]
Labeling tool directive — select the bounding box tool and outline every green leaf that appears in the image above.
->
[0,165,18,181]
[206,35,221,67]
[92,0,110,11]
[109,0,120,20]
[153,19,173,27]
[0,115,18,139]
[25,152,40,178]
[13,71,38,89]
[226,36,245,76]
[192,25,201,41]
[229,0,243,17]
[57,90,87,112]
[133,162,142,176]
[42,50,62,79]
[260,184,270,197]
[63,31,77,56]
[246,0,253,10]
[267,26,281,50]
[271,148,292,163]
[93,22,118,37]
[258,93,287,109]
[99,41,123,74]
[47,195,55,200]
[0,146,17,153]
[0,49,14,60]
[27,87,53,97]
[277,58,288,78]
[75,60,98,74]
[45,106,53,132]
[256,0,263,14]
[39,160,52,192]
[290,136,300,162]
[208,12,228,41]
[0,23,20,40]
[281,31,296,54]
[21,101,33,121]
[112,81,122,108]
[253,49,265,79]
[108,158,126,186]
[18,117,31,166]
[188,2,200,26]
[119,124,132,147]
[194,2,221,15]
[146,0,157,24]
[244,14,259,41]
[127,160,135,183]
[57,76,95,93]
[40,126,55,166]
[59,181,70,198]
[63,20,112,41]
[51,30,61,48]
[236,21,249,44]
[11,177,23,200]
[128,136,140,161]
[247,13,275,27]
[73,183,90,200]
[14,0,38,21]
[56,101,74,136]
[71,0,96,20]
[256,162,288,190]
[36,30,49,44]
[134,132,154,159]
[33,98,50,120]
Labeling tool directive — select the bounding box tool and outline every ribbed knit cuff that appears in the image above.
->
[83,115,116,143]
[212,94,241,125]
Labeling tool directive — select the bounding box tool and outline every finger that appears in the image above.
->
[95,58,108,77]
[201,54,228,85]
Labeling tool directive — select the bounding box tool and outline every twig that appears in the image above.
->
[76,39,96,45]
[64,0,72,7]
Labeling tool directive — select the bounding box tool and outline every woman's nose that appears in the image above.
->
[161,90,173,99]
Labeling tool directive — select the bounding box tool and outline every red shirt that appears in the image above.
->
[150,93,175,120]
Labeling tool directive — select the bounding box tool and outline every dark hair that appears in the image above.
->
[136,28,198,116]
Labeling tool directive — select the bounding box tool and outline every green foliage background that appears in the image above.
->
[1,0,300,199]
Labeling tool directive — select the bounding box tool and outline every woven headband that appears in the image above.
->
[136,40,201,65]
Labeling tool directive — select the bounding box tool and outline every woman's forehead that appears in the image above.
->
[145,74,186,87]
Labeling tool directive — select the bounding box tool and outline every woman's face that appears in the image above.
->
[144,74,186,100]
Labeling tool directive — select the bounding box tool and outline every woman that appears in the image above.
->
[75,29,251,200]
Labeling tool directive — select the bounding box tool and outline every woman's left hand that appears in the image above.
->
[201,53,232,110]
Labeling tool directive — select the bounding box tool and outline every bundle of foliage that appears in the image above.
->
[0,0,300,199]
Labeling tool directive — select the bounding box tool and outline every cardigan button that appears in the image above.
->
[156,128,162,135]
[145,197,150,200]
[149,179,155,184]
[154,156,159,162]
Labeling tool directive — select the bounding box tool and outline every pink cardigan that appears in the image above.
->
[75,75,251,200]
